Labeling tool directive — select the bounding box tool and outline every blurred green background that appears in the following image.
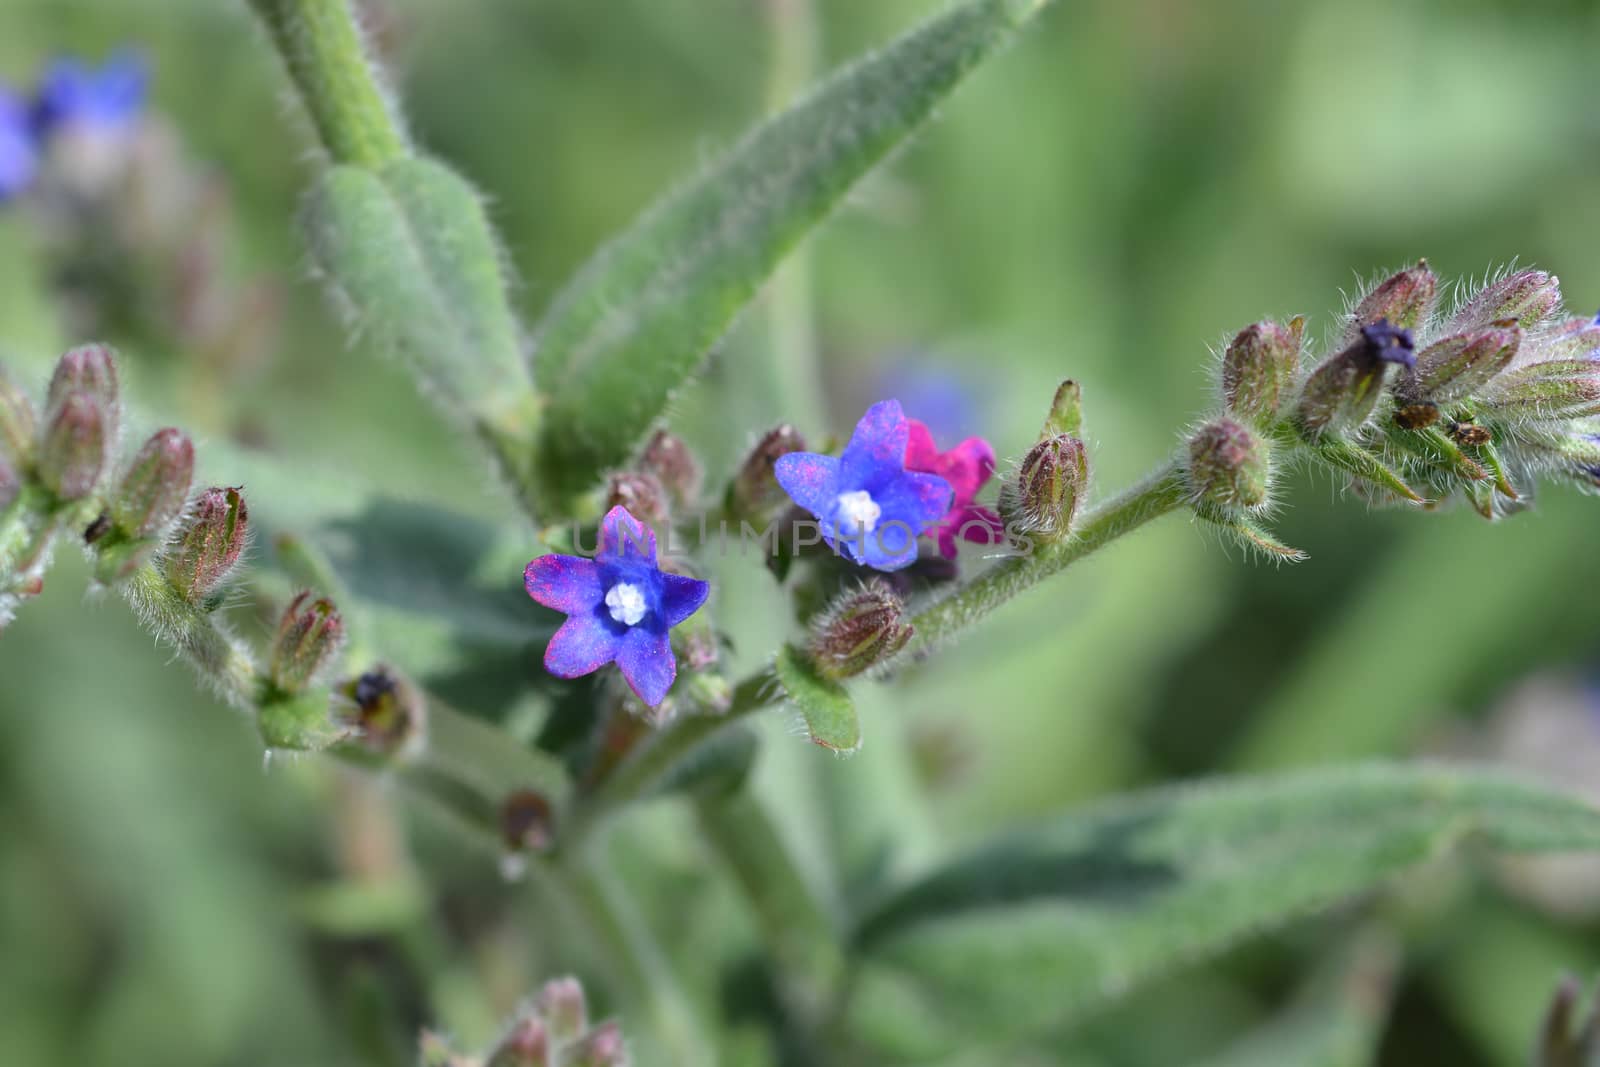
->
[2,0,1600,1063]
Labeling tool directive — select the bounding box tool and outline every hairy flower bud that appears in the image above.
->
[1352,261,1437,333]
[340,665,426,756]
[538,977,588,1044]
[808,579,913,680]
[1483,360,1600,421]
[1008,433,1088,536]
[166,486,248,603]
[1187,418,1270,511]
[37,391,108,500]
[1043,379,1084,437]
[1403,324,1521,405]
[47,344,119,439]
[269,592,345,694]
[565,1021,627,1067]
[639,429,702,504]
[0,365,36,468]
[112,428,194,537]
[487,1018,550,1067]
[1297,320,1415,436]
[730,424,807,517]
[1451,269,1563,333]
[605,470,669,524]
[1540,315,1600,362]
[1221,318,1302,423]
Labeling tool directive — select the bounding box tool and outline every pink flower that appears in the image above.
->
[904,419,1004,559]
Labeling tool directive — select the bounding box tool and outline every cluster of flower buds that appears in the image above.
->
[727,423,808,521]
[1000,379,1089,539]
[422,977,628,1067]
[1200,262,1599,529]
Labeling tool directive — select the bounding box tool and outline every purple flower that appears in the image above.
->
[0,87,38,201]
[775,399,954,572]
[31,51,147,140]
[1362,320,1417,368]
[524,506,710,707]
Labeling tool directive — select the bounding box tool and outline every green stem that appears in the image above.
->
[122,565,261,704]
[693,788,844,1023]
[247,0,409,168]
[551,857,710,1063]
[903,459,1188,654]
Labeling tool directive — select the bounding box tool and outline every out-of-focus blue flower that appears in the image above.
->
[0,87,39,201]
[524,506,710,707]
[31,51,147,140]
[776,399,953,571]
[874,355,982,446]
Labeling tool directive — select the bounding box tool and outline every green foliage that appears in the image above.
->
[530,0,1057,501]
[775,643,861,753]
[845,765,1600,1058]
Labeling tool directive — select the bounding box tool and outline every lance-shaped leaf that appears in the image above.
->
[532,0,1057,499]
[305,158,538,472]
[844,764,1600,1060]
[775,643,860,753]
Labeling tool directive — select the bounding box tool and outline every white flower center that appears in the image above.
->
[835,490,882,536]
[605,582,648,626]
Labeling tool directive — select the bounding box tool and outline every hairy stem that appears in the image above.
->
[903,459,1188,654]
[247,0,409,168]
[693,788,844,1022]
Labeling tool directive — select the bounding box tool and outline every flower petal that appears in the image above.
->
[840,399,909,489]
[659,572,711,627]
[903,418,942,473]
[876,470,955,535]
[939,436,998,506]
[774,451,842,517]
[598,504,658,565]
[543,613,620,679]
[524,554,604,612]
[951,504,1005,545]
[616,627,677,706]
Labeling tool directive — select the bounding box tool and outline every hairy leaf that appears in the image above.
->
[775,644,860,754]
[532,0,1056,498]
[845,764,1600,1059]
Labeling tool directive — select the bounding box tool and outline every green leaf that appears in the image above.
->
[532,0,1058,499]
[774,644,860,754]
[304,158,535,439]
[845,764,1600,1060]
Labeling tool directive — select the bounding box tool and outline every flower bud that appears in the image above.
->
[808,579,913,680]
[339,665,427,756]
[605,470,669,524]
[1351,261,1437,333]
[47,344,119,439]
[639,429,702,504]
[37,391,108,500]
[1043,379,1084,437]
[565,1021,627,1067]
[1402,324,1521,406]
[1540,316,1600,362]
[0,366,36,468]
[165,486,249,603]
[501,789,554,854]
[1450,268,1563,333]
[1008,433,1087,536]
[538,977,588,1044]
[1221,318,1302,423]
[1484,360,1600,422]
[1187,418,1270,511]
[730,424,807,517]
[111,428,194,537]
[269,592,345,694]
[1296,320,1415,436]
[487,1018,550,1067]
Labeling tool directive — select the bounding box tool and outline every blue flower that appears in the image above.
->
[0,87,39,201]
[775,399,954,572]
[524,506,710,707]
[31,51,147,140]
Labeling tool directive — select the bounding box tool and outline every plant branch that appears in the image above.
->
[247,0,408,168]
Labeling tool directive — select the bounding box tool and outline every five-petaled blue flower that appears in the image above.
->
[31,51,147,139]
[0,87,38,202]
[774,399,954,571]
[524,506,710,707]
